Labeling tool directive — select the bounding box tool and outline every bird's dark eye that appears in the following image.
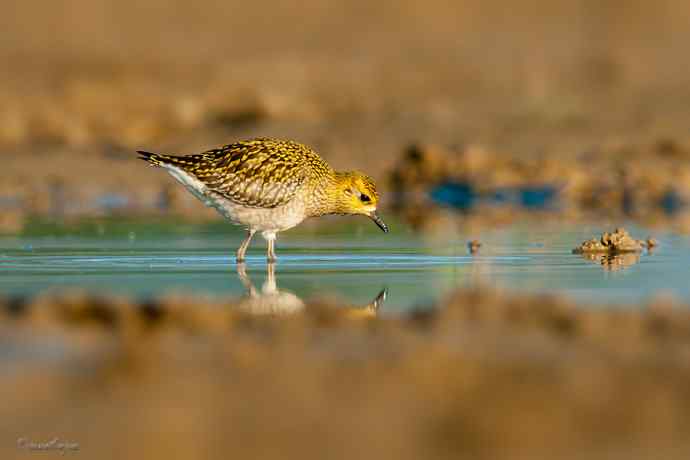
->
[360,194,371,203]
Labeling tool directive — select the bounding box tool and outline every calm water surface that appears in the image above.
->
[1,219,689,312]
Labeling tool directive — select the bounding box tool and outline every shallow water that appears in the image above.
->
[1,219,689,311]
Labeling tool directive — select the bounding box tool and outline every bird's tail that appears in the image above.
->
[137,151,167,167]
[138,149,198,167]
[137,151,199,168]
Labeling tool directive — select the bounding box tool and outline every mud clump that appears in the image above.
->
[572,228,651,254]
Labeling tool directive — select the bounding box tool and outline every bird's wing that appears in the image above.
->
[179,139,311,208]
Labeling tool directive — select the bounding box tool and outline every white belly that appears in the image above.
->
[164,165,307,232]
[237,292,305,315]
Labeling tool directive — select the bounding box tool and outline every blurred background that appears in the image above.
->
[2,0,690,232]
[4,2,690,459]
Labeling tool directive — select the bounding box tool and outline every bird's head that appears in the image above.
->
[333,171,388,233]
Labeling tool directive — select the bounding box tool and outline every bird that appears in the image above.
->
[137,137,388,262]
[235,262,387,316]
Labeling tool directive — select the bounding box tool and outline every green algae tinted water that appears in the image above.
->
[1,217,689,311]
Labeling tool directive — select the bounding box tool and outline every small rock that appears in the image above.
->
[468,240,482,254]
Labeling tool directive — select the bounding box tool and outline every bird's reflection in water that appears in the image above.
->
[580,252,642,271]
[236,263,387,316]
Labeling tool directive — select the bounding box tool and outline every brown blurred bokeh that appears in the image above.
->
[3,289,690,460]
[2,0,690,229]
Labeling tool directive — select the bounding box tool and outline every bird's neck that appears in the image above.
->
[307,170,351,217]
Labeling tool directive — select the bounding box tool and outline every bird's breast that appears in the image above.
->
[217,194,308,232]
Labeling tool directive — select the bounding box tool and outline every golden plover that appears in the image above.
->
[138,138,388,262]
[236,263,387,316]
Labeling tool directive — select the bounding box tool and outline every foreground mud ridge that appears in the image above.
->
[2,289,690,460]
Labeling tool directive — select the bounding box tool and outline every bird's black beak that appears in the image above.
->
[371,288,388,311]
[369,210,389,233]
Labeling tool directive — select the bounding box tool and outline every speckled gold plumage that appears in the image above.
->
[140,138,333,209]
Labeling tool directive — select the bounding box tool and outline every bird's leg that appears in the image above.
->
[236,229,256,263]
[236,263,257,296]
[262,261,277,294]
[264,232,278,262]
[267,239,277,262]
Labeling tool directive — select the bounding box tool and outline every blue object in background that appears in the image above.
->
[518,186,558,209]
[661,190,684,215]
[429,182,476,210]
[95,194,130,211]
[431,182,558,210]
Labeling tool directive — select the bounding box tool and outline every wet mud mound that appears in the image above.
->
[572,227,651,254]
